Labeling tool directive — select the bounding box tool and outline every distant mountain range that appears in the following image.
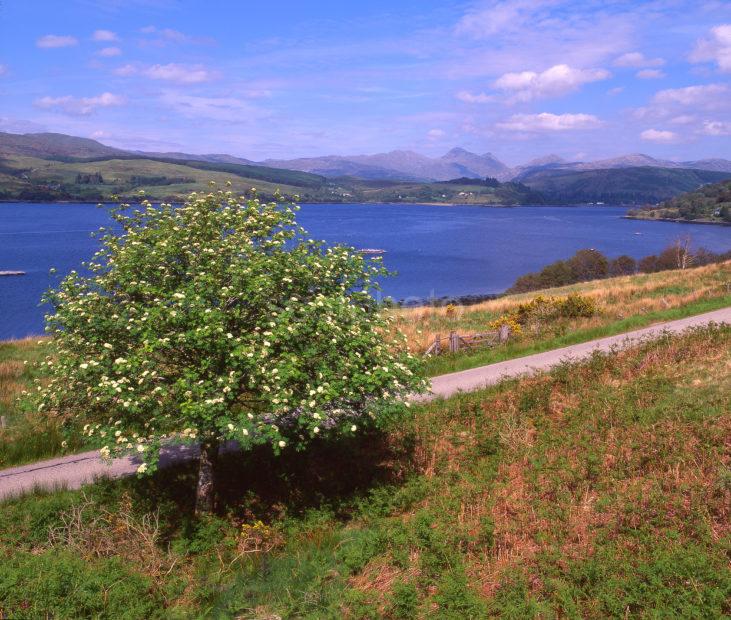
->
[513,153,731,178]
[2,131,731,182]
[2,130,731,205]
[264,149,731,182]
[262,148,511,182]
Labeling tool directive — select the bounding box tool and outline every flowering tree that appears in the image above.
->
[36,188,425,513]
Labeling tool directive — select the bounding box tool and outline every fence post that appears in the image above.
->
[449,331,459,353]
[499,324,510,343]
[434,334,441,355]
[0,415,5,429]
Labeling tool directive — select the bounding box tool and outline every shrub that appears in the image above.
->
[555,293,597,318]
[608,255,637,277]
[488,315,523,336]
[507,244,729,293]
[503,293,596,331]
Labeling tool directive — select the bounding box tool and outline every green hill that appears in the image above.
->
[0,131,327,202]
[0,131,126,159]
[627,179,731,224]
[517,166,731,204]
[0,154,328,202]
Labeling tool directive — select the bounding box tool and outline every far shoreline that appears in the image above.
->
[0,198,630,209]
[623,215,731,227]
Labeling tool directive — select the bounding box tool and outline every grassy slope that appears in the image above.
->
[389,260,731,375]
[0,154,317,201]
[1,326,729,618]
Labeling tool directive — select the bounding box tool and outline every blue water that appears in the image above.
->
[1,202,729,340]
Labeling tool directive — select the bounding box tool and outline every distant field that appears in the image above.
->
[1,325,729,617]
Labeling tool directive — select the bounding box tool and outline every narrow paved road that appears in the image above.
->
[427,306,731,399]
[1,306,729,501]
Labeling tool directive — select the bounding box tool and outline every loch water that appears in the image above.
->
[1,202,729,340]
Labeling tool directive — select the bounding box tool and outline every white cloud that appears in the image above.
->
[115,63,217,83]
[97,46,122,57]
[636,69,665,79]
[653,83,729,107]
[640,128,677,143]
[701,120,731,135]
[634,83,731,123]
[36,35,79,49]
[455,90,494,103]
[690,24,731,73]
[92,29,119,42]
[113,64,137,76]
[158,92,268,122]
[613,52,664,68]
[145,63,215,83]
[607,86,624,95]
[670,115,695,125]
[0,65,7,77]
[34,92,126,116]
[139,25,214,46]
[496,112,602,132]
[455,0,551,38]
[427,128,446,139]
[493,64,610,102]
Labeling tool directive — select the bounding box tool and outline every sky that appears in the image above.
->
[1,0,730,165]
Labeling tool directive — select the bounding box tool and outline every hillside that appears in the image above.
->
[0,152,537,204]
[3,131,731,206]
[0,131,538,204]
[0,153,328,202]
[0,131,127,159]
[516,166,731,204]
[1,323,729,616]
[627,179,731,224]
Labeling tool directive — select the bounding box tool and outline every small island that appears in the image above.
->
[0,271,26,277]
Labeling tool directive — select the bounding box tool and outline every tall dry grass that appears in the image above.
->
[388,260,731,353]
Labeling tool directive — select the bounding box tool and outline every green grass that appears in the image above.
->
[422,293,731,376]
[1,326,729,618]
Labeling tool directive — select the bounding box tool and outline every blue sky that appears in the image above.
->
[1,0,730,164]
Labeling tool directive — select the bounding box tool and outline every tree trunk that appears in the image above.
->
[195,440,219,515]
